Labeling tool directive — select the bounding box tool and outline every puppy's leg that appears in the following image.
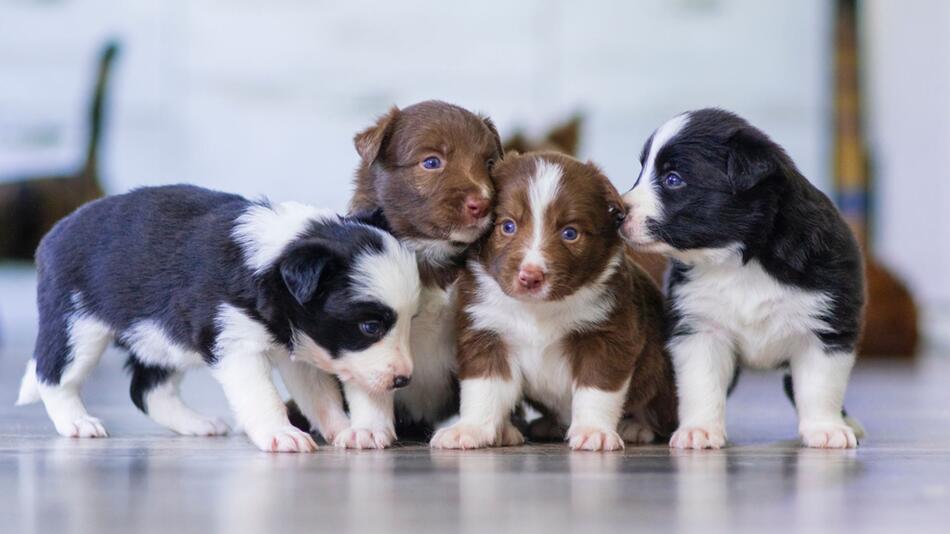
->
[275,358,349,444]
[430,377,523,449]
[618,411,656,445]
[568,385,628,451]
[333,382,396,449]
[36,315,112,438]
[128,359,229,437]
[790,347,858,449]
[668,332,735,449]
[210,350,316,453]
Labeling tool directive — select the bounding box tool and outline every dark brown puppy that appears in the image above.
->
[431,152,677,451]
[288,101,503,442]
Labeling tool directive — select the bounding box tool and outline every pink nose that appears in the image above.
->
[518,265,545,291]
[464,194,490,222]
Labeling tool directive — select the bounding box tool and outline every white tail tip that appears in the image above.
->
[15,360,41,406]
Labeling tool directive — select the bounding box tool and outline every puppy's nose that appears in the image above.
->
[464,194,490,221]
[392,375,411,389]
[518,265,545,291]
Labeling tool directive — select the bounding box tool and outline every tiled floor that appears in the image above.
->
[1,264,949,534]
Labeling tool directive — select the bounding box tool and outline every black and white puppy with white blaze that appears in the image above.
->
[620,109,865,449]
[15,185,420,452]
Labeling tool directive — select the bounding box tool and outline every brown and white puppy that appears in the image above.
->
[430,152,677,451]
[288,101,502,443]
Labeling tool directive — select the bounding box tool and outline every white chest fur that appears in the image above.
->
[465,263,617,423]
[671,257,833,367]
[394,283,459,422]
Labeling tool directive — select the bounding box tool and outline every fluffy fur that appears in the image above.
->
[16,185,420,452]
[620,108,865,449]
[431,152,677,451]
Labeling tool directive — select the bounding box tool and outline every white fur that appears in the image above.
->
[522,160,564,274]
[232,201,336,274]
[668,248,856,449]
[403,237,467,266]
[37,312,113,438]
[394,284,459,423]
[143,373,230,436]
[430,377,524,449]
[15,359,40,406]
[350,237,421,316]
[120,319,205,369]
[334,382,396,449]
[273,353,350,442]
[211,303,316,452]
[622,112,690,246]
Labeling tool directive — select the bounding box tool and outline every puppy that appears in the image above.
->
[15,185,420,452]
[302,100,501,439]
[431,152,677,451]
[621,108,865,449]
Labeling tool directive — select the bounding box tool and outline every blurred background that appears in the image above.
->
[1,0,947,356]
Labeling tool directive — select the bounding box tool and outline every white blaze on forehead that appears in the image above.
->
[350,232,421,316]
[624,113,691,223]
[522,159,564,271]
[233,201,336,274]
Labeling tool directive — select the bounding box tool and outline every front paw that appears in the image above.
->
[527,414,566,442]
[669,425,726,449]
[567,426,624,451]
[333,427,395,449]
[618,419,655,445]
[248,425,318,453]
[800,421,858,449]
[430,424,496,450]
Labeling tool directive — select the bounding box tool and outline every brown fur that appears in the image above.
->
[457,152,678,439]
[0,42,117,261]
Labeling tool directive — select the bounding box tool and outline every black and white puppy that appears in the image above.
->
[15,185,420,452]
[620,109,865,449]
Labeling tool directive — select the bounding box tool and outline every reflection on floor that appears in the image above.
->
[2,317,949,533]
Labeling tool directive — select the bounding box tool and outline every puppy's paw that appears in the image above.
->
[58,415,108,438]
[669,425,726,449]
[618,419,655,445]
[249,425,318,453]
[430,424,495,450]
[499,422,525,447]
[333,427,395,449]
[800,421,858,449]
[173,416,230,437]
[567,426,624,451]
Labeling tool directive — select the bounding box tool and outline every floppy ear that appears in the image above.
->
[481,115,504,157]
[354,106,400,164]
[279,241,338,306]
[726,127,779,193]
[348,207,391,234]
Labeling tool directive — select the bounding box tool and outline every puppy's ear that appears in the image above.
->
[726,127,779,193]
[354,106,400,164]
[348,207,391,234]
[546,114,582,156]
[481,115,504,157]
[279,240,338,306]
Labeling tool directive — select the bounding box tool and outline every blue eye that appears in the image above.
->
[501,219,517,235]
[663,172,685,189]
[359,320,383,337]
[422,157,442,170]
[561,226,579,241]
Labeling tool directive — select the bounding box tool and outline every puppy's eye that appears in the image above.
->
[561,226,579,242]
[486,158,496,170]
[663,172,685,189]
[358,320,383,338]
[422,157,442,170]
[500,219,517,235]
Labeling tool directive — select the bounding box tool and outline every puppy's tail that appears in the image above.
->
[782,372,866,440]
[15,359,41,406]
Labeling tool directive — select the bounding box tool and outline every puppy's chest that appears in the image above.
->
[673,261,831,364]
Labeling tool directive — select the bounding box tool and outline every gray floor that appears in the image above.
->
[2,299,950,533]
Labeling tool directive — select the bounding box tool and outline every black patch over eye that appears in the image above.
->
[663,172,686,189]
[359,320,383,338]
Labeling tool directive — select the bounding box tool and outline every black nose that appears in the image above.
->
[392,375,411,389]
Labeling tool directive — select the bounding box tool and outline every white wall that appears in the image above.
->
[865,0,950,305]
[0,0,833,213]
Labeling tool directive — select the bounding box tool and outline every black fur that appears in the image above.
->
[33,185,401,391]
[639,109,865,354]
